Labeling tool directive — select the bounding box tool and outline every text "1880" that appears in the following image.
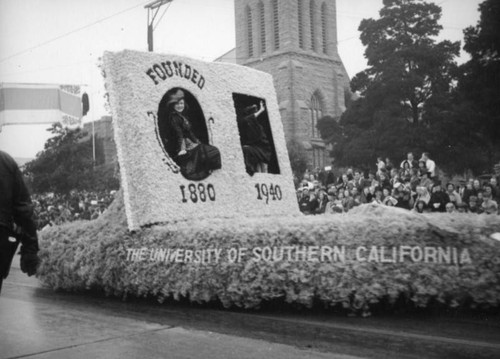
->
[180,183,216,203]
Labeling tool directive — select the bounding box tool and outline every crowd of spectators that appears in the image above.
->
[296,152,500,216]
[32,190,117,230]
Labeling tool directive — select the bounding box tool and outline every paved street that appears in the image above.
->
[1,261,499,359]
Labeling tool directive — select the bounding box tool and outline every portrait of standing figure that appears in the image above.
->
[157,88,221,181]
[234,93,280,176]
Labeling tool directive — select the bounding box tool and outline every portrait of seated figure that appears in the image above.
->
[157,87,221,181]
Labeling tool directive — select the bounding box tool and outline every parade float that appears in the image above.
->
[38,51,500,313]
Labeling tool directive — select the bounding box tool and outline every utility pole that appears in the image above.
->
[145,0,173,52]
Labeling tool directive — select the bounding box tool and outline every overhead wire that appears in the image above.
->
[0,0,151,64]
[153,2,173,31]
[0,1,474,72]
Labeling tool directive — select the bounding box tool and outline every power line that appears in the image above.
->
[0,0,150,64]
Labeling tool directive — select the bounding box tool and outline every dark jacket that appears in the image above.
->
[429,191,448,212]
[0,151,37,237]
[0,151,39,282]
[299,195,318,214]
[160,112,200,158]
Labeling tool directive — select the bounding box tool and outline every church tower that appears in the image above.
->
[233,0,351,170]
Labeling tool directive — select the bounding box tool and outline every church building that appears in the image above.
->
[229,0,351,170]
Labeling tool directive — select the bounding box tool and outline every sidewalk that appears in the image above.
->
[1,266,360,359]
[2,263,499,359]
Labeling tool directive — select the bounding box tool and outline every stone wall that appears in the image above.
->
[234,0,350,169]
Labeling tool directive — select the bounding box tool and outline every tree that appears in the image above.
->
[24,123,119,194]
[327,0,465,172]
[453,0,500,172]
[355,0,459,124]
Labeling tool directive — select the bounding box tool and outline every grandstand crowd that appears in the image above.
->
[29,152,499,229]
[296,152,500,215]
[32,190,116,230]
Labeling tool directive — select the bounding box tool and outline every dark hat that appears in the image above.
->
[167,89,185,106]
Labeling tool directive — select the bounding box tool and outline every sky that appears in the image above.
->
[0,0,483,159]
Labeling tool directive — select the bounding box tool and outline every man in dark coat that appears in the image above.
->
[0,150,39,293]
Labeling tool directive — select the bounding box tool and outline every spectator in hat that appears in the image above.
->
[429,181,448,212]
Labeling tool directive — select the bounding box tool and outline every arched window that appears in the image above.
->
[310,0,316,52]
[298,0,304,49]
[246,5,254,57]
[272,0,280,50]
[258,1,266,54]
[321,2,327,54]
[310,92,322,138]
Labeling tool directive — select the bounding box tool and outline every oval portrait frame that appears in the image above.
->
[156,87,217,181]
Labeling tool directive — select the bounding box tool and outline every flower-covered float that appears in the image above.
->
[38,51,500,313]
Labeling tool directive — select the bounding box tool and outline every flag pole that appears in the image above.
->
[92,115,96,167]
